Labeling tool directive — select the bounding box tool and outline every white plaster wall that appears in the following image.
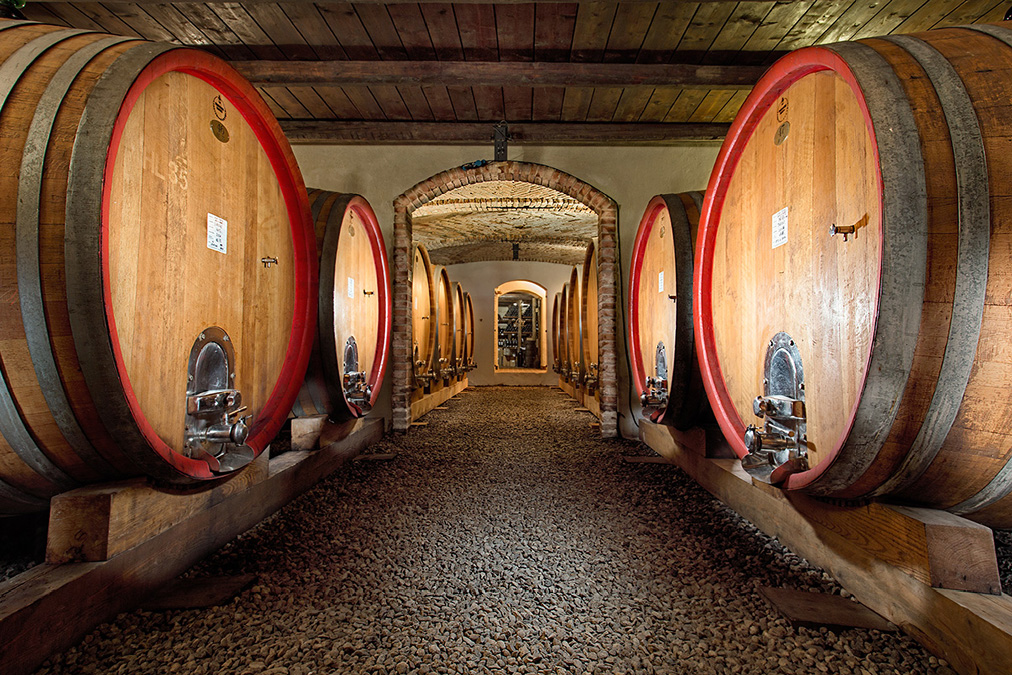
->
[293,143,721,437]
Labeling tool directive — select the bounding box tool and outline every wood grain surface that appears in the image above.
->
[433,266,454,373]
[451,282,464,370]
[463,292,475,368]
[700,23,1012,526]
[107,70,296,452]
[566,266,582,378]
[411,243,435,377]
[711,69,881,472]
[581,240,599,402]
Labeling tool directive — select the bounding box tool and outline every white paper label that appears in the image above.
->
[347,277,355,299]
[207,213,227,254]
[772,207,788,249]
[658,271,664,294]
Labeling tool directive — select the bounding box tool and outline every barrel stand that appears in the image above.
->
[558,375,581,404]
[409,376,468,424]
[639,420,1012,675]
[0,417,383,675]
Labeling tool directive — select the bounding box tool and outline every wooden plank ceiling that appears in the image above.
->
[18,1,1011,144]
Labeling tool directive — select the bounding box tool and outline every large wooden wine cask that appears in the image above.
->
[581,242,600,395]
[411,243,436,386]
[630,193,707,430]
[558,284,571,380]
[451,282,465,375]
[433,266,454,380]
[0,21,316,512]
[551,292,562,373]
[566,267,583,383]
[292,191,390,420]
[463,291,475,371]
[695,23,1012,527]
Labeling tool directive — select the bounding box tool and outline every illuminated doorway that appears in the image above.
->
[494,281,547,371]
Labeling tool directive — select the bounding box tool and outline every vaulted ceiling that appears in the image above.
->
[413,180,596,264]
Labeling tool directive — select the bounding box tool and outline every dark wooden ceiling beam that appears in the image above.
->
[279,121,729,145]
[235,60,766,89]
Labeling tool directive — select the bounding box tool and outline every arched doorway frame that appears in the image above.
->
[392,161,619,437]
[494,279,548,371]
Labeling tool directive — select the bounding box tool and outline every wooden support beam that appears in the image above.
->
[410,378,468,423]
[234,60,765,89]
[280,121,729,145]
[290,414,329,451]
[639,421,1012,675]
[0,418,383,675]
[759,587,896,632]
[46,452,271,564]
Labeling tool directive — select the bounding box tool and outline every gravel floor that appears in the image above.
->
[31,385,958,675]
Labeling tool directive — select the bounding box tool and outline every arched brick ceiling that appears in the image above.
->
[412,180,596,265]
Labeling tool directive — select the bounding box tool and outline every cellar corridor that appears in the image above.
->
[36,387,946,675]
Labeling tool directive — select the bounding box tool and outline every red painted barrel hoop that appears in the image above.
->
[629,194,704,429]
[318,194,391,418]
[694,47,889,489]
[73,47,316,481]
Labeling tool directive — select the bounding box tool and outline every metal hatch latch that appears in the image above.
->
[342,336,372,412]
[741,332,808,485]
[184,327,255,473]
[640,342,668,410]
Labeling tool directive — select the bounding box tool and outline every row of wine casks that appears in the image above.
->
[629,21,1012,529]
[551,242,601,411]
[410,242,475,388]
[0,20,391,515]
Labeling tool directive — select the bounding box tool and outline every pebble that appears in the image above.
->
[31,387,960,674]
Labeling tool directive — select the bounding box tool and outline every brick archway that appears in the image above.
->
[392,161,619,436]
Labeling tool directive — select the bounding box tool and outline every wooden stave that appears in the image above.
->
[0,22,113,512]
[294,191,391,420]
[0,25,144,510]
[694,24,1012,526]
[0,21,316,509]
[628,193,707,430]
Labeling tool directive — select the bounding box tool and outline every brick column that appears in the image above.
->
[596,208,619,438]
[391,200,412,431]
